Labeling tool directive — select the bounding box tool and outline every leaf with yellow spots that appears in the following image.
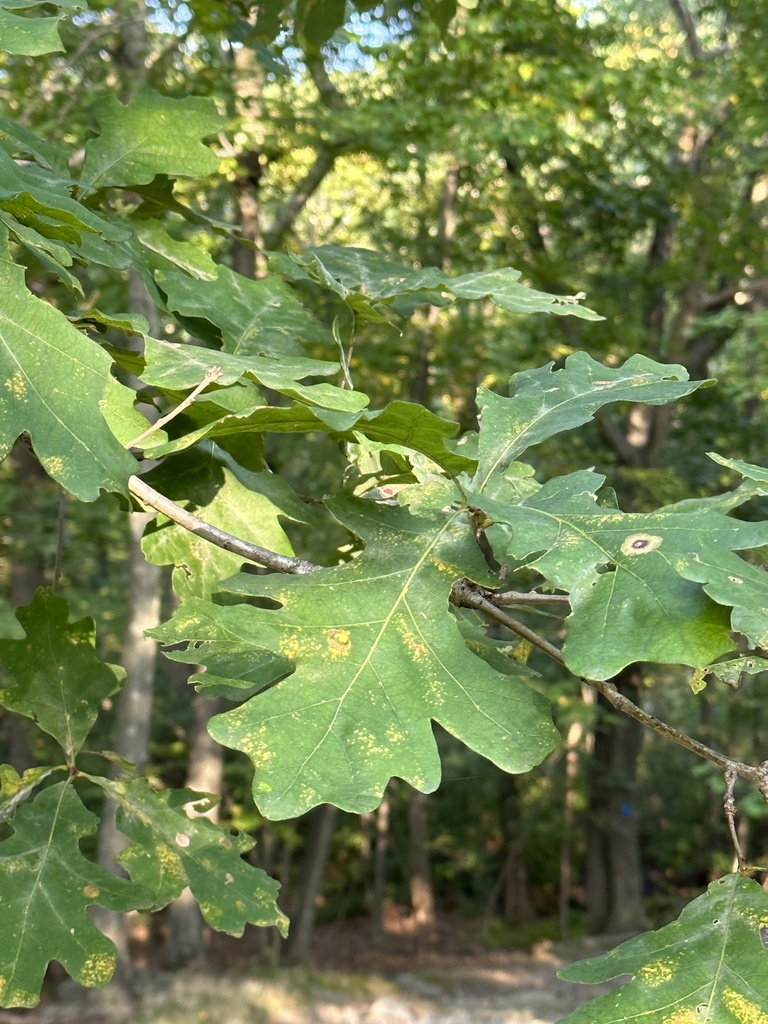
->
[470,469,768,679]
[90,777,288,937]
[558,874,768,1023]
[0,233,136,499]
[0,589,124,760]
[206,497,559,819]
[0,780,149,1008]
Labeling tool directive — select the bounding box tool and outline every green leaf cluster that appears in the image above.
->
[1,4,768,1018]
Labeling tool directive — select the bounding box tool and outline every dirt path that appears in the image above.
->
[9,935,626,1024]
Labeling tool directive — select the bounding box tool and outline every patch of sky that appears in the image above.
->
[327,6,413,73]
[146,0,192,35]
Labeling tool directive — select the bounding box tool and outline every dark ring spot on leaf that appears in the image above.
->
[621,533,662,556]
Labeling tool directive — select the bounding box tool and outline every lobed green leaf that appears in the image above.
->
[475,470,768,678]
[80,91,221,191]
[0,237,137,498]
[92,777,289,936]
[0,590,124,759]
[0,781,148,1008]
[474,352,710,488]
[0,0,84,56]
[205,498,558,818]
[558,874,768,1023]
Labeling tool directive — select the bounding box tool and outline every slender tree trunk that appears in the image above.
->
[408,788,436,936]
[230,32,266,279]
[499,773,534,926]
[371,791,390,946]
[284,804,338,964]
[585,667,646,934]
[164,693,225,969]
[408,163,459,407]
[92,511,162,983]
[559,711,586,938]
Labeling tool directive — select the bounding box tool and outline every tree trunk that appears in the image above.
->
[559,701,588,938]
[408,163,459,407]
[230,31,266,279]
[371,791,390,946]
[92,511,162,984]
[499,773,534,926]
[408,788,436,935]
[164,693,225,969]
[585,667,646,934]
[284,804,338,964]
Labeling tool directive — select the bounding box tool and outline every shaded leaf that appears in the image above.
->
[81,91,221,191]
[155,264,330,357]
[130,218,219,280]
[709,452,768,485]
[0,148,131,284]
[0,781,147,1008]
[705,656,768,688]
[150,597,292,701]
[208,498,558,818]
[141,335,365,412]
[0,590,125,759]
[145,395,474,476]
[0,764,61,823]
[271,245,603,321]
[0,116,70,175]
[474,353,710,488]
[0,0,84,56]
[558,874,768,1023]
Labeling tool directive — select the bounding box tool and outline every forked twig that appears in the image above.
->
[450,577,768,807]
[126,366,223,449]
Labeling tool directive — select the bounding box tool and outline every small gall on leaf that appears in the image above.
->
[621,533,663,556]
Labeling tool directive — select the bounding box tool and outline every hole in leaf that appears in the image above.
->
[760,926,768,950]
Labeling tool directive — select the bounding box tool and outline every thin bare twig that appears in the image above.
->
[126,366,222,449]
[124,462,768,810]
[585,680,768,802]
[724,768,746,871]
[128,475,320,575]
[493,590,570,606]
